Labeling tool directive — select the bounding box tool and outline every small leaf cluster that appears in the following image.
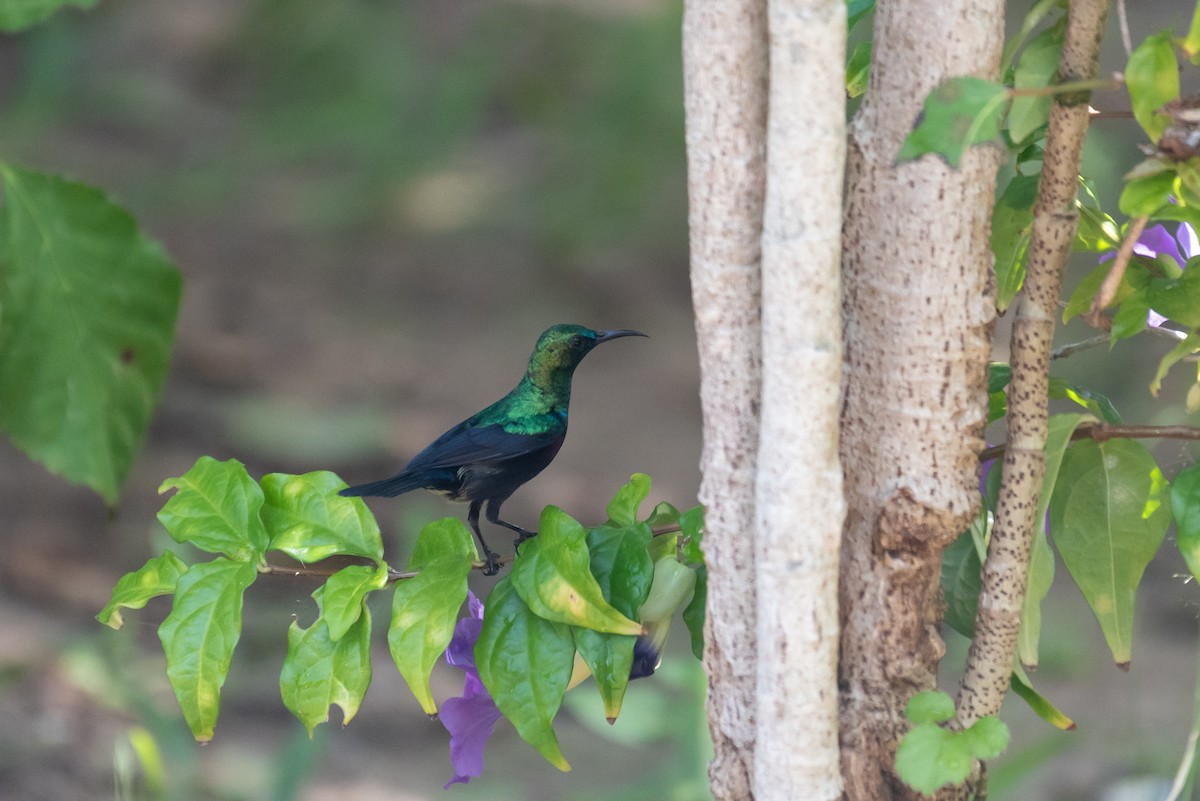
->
[895,691,1009,796]
[99,459,704,776]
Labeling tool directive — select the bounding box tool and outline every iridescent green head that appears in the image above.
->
[525,324,646,388]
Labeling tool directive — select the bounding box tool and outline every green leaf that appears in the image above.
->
[1019,414,1089,668]
[606,473,651,527]
[573,522,654,719]
[896,725,973,795]
[682,564,706,660]
[97,551,189,630]
[1147,267,1200,327]
[1049,439,1171,667]
[157,558,258,742]
[476,578,574,771]
[1119,169,1177,217]
[511,506,643,636]
[158,457,268,561]
[0,164,181,503]
[679,504,705,564]
[1151,332,1200,396]
[388,518,475,715]
[941,509,986,639]
[988,362,1012,393]
[1125,32,1180,143]
[1110,287,1151,342]
[1010,664,1076,730]
[280,590,373,736]
[1172,463,1200,580]
[896,77,1009,168]
[1008,25,1063,144]
[897,694,1011,795]
[261,471,384,563]
[1000,0,1066,75]
[1186,1,1200,64]
[1048,380,1121,423]
[0,0,98,34]
[846,42,871,99]
[846,0,874,31]
[321,564,388,642]
[992,173,1039,310]
[1064,262,1115,323]
[571,627,634,723]
[643,501,680,529]
[586,524,654,617]
[905,690,956,725]
[962,716,1010,759]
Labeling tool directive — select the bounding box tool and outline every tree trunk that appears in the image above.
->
[837,0,1004,798]
[683,1,768,798]
[754,1,847,800]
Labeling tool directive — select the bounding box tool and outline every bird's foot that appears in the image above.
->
[512,529,538,555]
[481,551,501,576]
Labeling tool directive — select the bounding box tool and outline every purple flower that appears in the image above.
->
[1101,222,1198,327]
[440,591,502,789]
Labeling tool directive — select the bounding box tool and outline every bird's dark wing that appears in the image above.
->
[403,418,564,472]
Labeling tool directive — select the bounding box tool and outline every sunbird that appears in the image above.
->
[340,324,646,574]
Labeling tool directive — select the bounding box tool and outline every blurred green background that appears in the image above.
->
[0,2,703,799]
[1,1,1199,799]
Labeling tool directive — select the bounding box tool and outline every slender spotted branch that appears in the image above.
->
[957,0,1110,729]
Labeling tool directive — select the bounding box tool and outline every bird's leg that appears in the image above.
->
[485,498,537,553]
[467,501,501,576]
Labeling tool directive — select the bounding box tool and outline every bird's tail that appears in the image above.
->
[339,470,433,498]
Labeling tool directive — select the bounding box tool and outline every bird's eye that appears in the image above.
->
[568,335,584,349]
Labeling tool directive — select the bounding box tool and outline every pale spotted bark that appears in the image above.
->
[683,1,767,797]
[754,1,847,800]
[838,0,1004,797]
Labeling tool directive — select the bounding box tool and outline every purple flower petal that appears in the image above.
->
[1135,224,1184,267]
[441,590,502,788]
[445,616,482,670]
[1179,223,1199,262]
[440,690,503,788]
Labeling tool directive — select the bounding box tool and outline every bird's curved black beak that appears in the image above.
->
[594,329,648,344]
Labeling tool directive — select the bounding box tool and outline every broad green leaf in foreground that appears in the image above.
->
[97,550,189,630]
[261,471,384,563]
[1049,439,1171,667]
[158,558,258,742]
[0,0,97,31]
[0,164,181,503]
[320,564,388,642]
[389,518,475,715]
[476,578,574,771]
[158,457,268,561]
[896,77,1008,167]
[280,588,373,736]
[511,506,642,636]
[572,523,654,720]
[1172,463,1200,580]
